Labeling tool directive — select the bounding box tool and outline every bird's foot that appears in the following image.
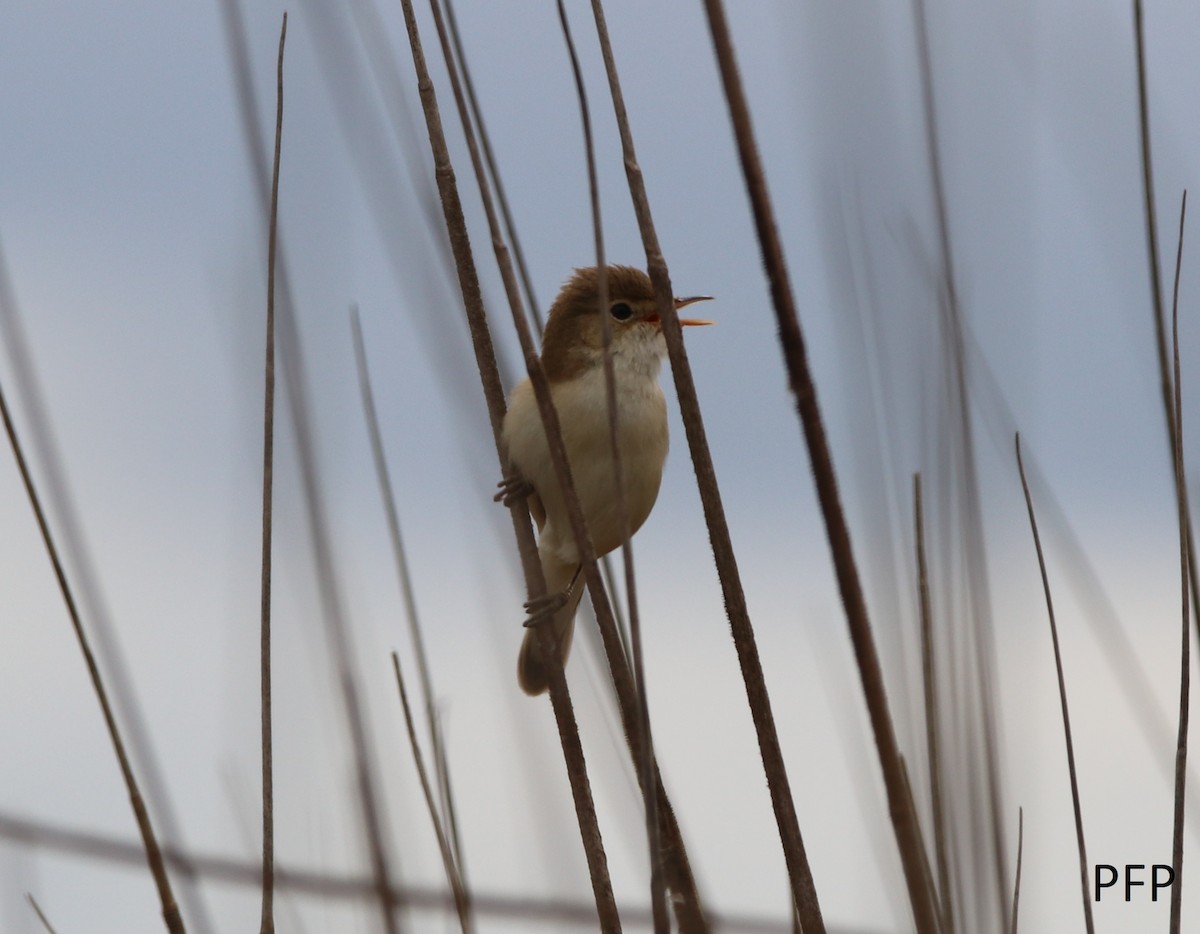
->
[494,473,534,507]
[522,565,582,628]
[522,590,569,628]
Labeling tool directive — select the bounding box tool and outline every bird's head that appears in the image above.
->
[540,265,712,382]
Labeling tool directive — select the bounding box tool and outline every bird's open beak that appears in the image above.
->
[674,295,714,327]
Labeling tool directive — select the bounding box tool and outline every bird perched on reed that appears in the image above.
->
[497,265,711,694]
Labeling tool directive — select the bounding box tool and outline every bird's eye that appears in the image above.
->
[609,301,633,321]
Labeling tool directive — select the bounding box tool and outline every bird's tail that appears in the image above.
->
[517,556,584,695]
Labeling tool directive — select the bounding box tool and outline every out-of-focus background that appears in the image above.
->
[2,1,1199,931]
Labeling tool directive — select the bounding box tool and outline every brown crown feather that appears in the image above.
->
[540,265,655,382]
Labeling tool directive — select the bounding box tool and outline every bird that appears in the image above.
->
[498,265,712,695]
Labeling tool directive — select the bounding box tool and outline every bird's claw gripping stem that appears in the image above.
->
[522,591,569,628]
[494,473,534,507]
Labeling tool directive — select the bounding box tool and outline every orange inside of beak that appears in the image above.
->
[647,295,715,327]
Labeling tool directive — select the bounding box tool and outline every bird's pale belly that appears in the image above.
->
[505,370,668,565]
[563,418,665,556]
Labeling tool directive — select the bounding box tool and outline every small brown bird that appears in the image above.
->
[499,265,711,695]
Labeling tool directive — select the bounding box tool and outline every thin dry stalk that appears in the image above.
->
[1014,434,1094,934]
[440,0,634,692]
[965,323,1200,830]
[25,894,58,934]
[258,14,286,934]
[0,365,183,934]
[399,3,619,929]
[1,810,798,933]
[0,245,212,928]
[246,88,406,934]
[552,2,666,928]
[350,312,443,785]
[255,178,405,934]
[441,0,542,340]
[427,0,702,920]
[697,1,926,928]
[217,7,401,930]
[282,331,402,934]
[1168,190,1190,933]
[391,653,473,932]
[1009,808,1023,934]
[351,308,470,889]
[1134,0,1169,427]
[593,0,825,926]
[899,754,942,932]
[430,9,716,931]
[1134,0,1200,648]
[280,325,404,933]
[430,711,466,876]
[911,0,1009,922]
[915,475,953,933]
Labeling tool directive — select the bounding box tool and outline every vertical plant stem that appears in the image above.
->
[258,14,286,934]
[910,1,1009,923]
[916,474,953,933]
[219,7,402,929]
[282,314,402,934]
[262,160,403,934]
[1134,0,1200,647]
[595,0,825,922]
[552,2,666,929]
[391,653,473,933]
[696,0,933,928]
[430,712,467,878]
[899,753,941,922]
[1009,808,1023,934]
[0,249,213,929]
[967,324,1200,832]
[0,354,184,934]
[400,3,619,928]
[441,0,543,341]
[351,307,473,906]
[25,894,59,934]
[1134,0,1169,428]
[350,312,440,788]
[441,0,633,682]
[1014,435,1094,934]
[1168,190,1189,934]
